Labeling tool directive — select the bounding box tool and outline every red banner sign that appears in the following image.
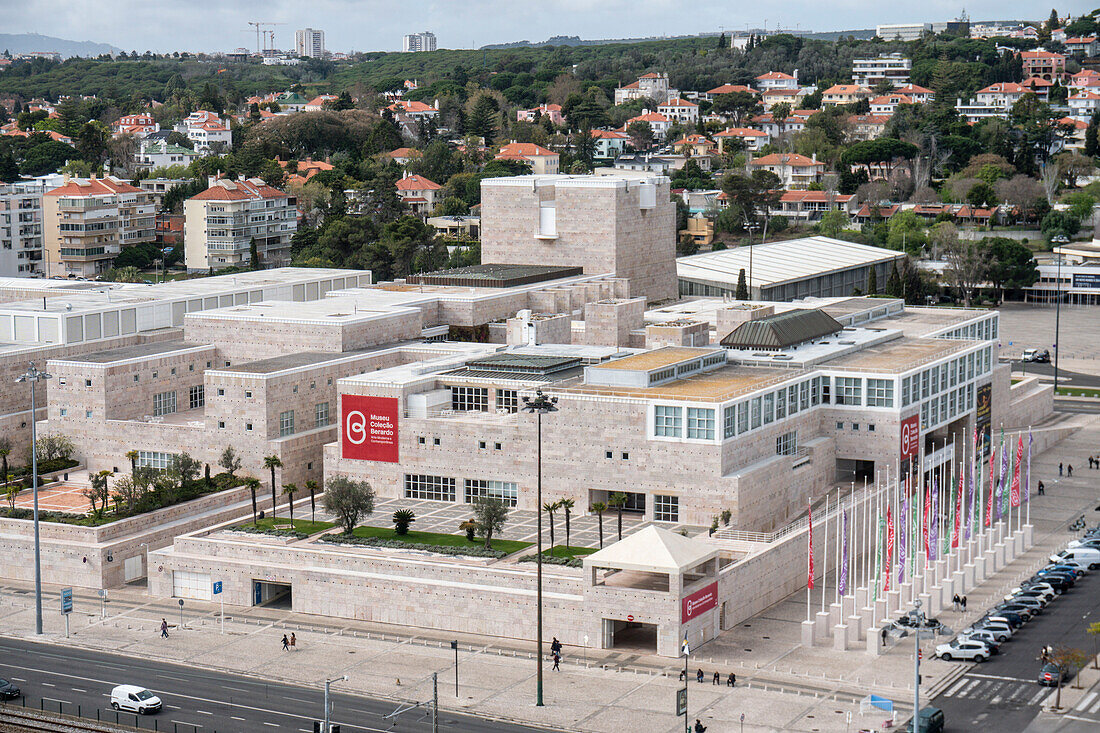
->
[681,582,718,623]
[341,395,400,462]
[900,413,920,461]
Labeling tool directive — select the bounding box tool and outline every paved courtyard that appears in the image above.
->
[998,303,1100,375]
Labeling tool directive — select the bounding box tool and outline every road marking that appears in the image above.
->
[41,682,55,687]
[10,677,25,682]
[231,716,246,721]
[70,688,86,693]
[158,674,188,682]
[197,709,213,715]
[165,705,181,710]
[967,672,1031,682]
[263,723,280,727]
[1028,688,1048,705]
[1077,692,1098,711]
[172,722,202,729]
[945,679,969,696]
[1091,697,1100,714]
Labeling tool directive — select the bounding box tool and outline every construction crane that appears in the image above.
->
[245,21,286,55]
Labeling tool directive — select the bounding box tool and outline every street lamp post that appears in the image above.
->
[16,362,51,635]
[1050,235,1069,392]
[911,599,927,733]
[522,389,558,707]
[323,674,347,733]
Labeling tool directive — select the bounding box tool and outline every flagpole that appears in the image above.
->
[849,481,855,603]
[1026,427,1032,528]
[835,486,842,607]
[863,475,870,593]
[822,490,829,615]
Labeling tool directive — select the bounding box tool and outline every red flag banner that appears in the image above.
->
[923,486,931,559]
[1010,435,1023,508]
[807,501,814,590]
[885,505,894,593]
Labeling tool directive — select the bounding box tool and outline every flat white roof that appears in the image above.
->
[482,173,667,189]
[677,237,904,289]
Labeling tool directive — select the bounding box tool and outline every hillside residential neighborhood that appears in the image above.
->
[1,9,1100,733]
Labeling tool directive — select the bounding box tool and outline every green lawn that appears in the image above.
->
[350,525,532,553]
[244,517,336,535]
[541,545,599,559]
[1056,386,1100,398]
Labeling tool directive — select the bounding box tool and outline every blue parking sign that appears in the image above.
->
[212,581,222,595]
[60,587,73,614]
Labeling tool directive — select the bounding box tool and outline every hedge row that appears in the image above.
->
[319,534,508,558]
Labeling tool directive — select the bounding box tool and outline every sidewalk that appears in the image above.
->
[2,414,1097,733]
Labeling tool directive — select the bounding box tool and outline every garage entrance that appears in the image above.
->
[603,618,658,653]
[173,570,212,600]
[252,580,292,608]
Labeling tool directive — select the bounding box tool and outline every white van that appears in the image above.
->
[1050,547,1100,570]
[110,685,161,714]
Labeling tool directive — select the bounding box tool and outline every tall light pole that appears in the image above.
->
[522,388,557,707]
[323,674,347,733]
[1050,235,1069,392]
[16,362,51,635]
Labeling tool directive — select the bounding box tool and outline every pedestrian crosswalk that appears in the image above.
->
[1073,691,1100,715]
[941,675,1056,707]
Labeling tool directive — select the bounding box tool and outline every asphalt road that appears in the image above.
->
[1007,361,1100,389]
[931,557,1100,732]
[0,637,542,733]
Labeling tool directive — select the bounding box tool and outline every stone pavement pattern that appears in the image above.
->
[1,414,1097,733]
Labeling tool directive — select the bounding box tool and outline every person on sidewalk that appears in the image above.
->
[881,627,889,647]
[281,634,289,651]
[1059,463,1063,476]
[1038,480,1045,495]
[552,652,561,671]
[694,720,707,733]
[289,633,296,651]
[550,637,562,658]
[160,619,169,639]
[696,668,704,683]
[727,672,736,687]
[1067,464,1073,477]
[952,594,960,612]
[961,596,967,611]
[712,671,720,685]
[679,669,686,681]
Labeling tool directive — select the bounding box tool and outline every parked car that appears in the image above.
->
[1017,581,1060,597]
[936,639,991,662]
[1033,569,1076,586]
[990,608,1029,626]
[0,678,20,699]
[996,602,1037,620]
[1022,348,1050,363]
[1044,564,1085,580]
[110,685,161,714]
[905,706,946,733]
[1050,548,1100,570]
[956,630,1001,653]
[1006,590,1053,607]
[967,620,1012,642]
[1038,663,1070,687]
[1067,538,1100,550]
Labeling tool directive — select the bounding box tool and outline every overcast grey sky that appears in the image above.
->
[2,1,1090,53]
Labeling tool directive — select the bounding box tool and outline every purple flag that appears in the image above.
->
[839,510,848,595]
[928,478,939,561]
[965,452,975,541]
[1025,430,1032,504]
[898,496,907,585]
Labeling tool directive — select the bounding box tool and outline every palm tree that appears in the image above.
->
[305,479,318,523]
[0,437,11,491]
[590,501,607,548]
[263,455,282,520]
[245,477,261,525]
[543,499,560,552]
[125,449,138,482]
[608,492,628,541]
[560,498,575,548]
[282,483,298,527]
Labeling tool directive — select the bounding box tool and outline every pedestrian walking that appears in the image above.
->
[712,671,720,685]
[551,637,562,657]
[727,672,736,687]
[160,619,169,639]
[694,719,707,733]
[290,633,296,651]
[1038,480,1045,495]
[281,634,289,651]
[696,668,704,683]
[881,626,889,647]
[1067,464,1073,477]
[1059,462,1063,476]
[961,595,967,611]
[679,669,686,681]
[552,652,561,671]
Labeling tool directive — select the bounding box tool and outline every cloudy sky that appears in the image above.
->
[3,1,1087,53]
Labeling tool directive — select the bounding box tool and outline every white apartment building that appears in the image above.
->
[295,28,325,58]
[615,73,678,105]
[657,98,700,125]
[877,23,931,40]
[43,177,156,278]
[174,111,233,155]
[184,178,297,272]
[135,139,199,172]
[852,54,912,87]
[0,182,46,277]
[754,71,799,91]
[402,31,437,52]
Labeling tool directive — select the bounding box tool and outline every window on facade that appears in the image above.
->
[654,405,682,437]
[405,474,456,502]
[433,437,440,446]
[776,431,798,456]
[901,377,911,406]
[723,405,736,439]
[821,377,831,404]
[218,421,225,429]
[868,424,875,432]
[137,450,172,470]
[279,410,295,437]
[153,390,176,416]
[736,402,748,434]
[246,422,253,431]
[775,389,787,419]
[315,402,329,427]
[85,379,91,387]
[687,407,715,439]
[654,494,679,522]
[496,389,518,413]
[133,375,140,382]
[866,379,893,407]
[478,441,486,449]
[834,377,862,406]
[762,392,775,424]
[189,385,205,410]
[920,370,929,399]
[217,388,224,396]
[451,386,488,412]
[799,381,810,411]
[85,410,92,418]
[463,479,518,506]
[750,397,762,429]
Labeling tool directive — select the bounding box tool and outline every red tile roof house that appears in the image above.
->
[748,152,824,189]
[700,84,758,102]
[516,103,565,126]
[772,190,856,222]
[395,174,442,215]
[495,142,560,174]
[382,147,423,166]
[713,127,769,153]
